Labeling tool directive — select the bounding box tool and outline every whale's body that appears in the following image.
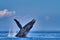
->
[14,19,36,37]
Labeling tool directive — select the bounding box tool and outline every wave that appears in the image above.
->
[0,31,60,38]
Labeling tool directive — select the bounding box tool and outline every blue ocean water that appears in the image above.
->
[0,31,60,40]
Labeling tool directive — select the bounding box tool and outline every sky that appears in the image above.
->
[0,0,60,31]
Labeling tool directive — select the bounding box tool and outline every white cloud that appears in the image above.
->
[0,9,16,17]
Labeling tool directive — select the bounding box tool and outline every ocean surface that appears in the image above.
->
[0,31,60,40]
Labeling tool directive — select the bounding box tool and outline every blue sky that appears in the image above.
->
[0,0,60,31]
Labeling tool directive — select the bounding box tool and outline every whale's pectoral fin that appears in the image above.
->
[14,19,22,29]
[23,19,36,32]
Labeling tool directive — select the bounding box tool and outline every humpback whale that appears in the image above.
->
[14,19,36,37]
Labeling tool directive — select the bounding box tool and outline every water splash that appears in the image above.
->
[8,26,17,38]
